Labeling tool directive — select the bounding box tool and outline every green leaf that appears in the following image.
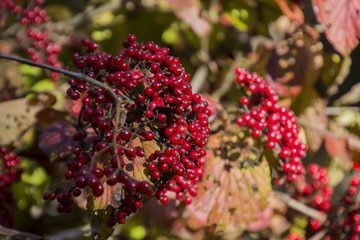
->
[90,206,115,240]
[223,12,248,32]
[31,79,55,92]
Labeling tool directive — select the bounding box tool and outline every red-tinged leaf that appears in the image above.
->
[312,0,360,56]
[324,134,352,167]
[186,155,273,232]
[38,121,77,160]
[246,205,273,232]
[167,0,210,37]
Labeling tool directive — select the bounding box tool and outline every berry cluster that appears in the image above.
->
[295,164,332,231]
[0,146,23,228]
[43,34,210,225]
[234,68,307,180]
[1,0,61,80]
[289,165,360,240]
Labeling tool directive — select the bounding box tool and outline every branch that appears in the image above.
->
[275,191,327,223]
[0,53,131,102]
[191,64,208,93]
[47,226,90,240]
[0,225,42,240]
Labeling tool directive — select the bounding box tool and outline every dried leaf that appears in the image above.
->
[312,0,360,56]
[90,137,160,210]
[0,98,44,145]
[89,155,122,210]
[123,137,160,181]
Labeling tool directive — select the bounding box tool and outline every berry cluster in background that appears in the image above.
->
[1,0,61,80]
[0,146,22,228]
[43,34,211,226]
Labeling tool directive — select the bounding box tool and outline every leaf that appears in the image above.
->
[88,155,123,210]
[324,134,353,167]
[266,27,323,99]
[90,206,115,240]
[167,0,210,37]
[222,12,249,32]
[90,137,160,210]
[185,151,273,232]
[334,82,360,106]
[0,98,44,145]
[123,137,160,182]
[312,0,360,56]
[38,121,77,160]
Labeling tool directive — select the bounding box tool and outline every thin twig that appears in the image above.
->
[191,64,208,93]
[308,229,328,240]
[275,191,327,223]
[326,106,360,115]
[47,226,90,240]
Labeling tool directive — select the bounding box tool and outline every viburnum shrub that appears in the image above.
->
[42,34,211,225]
[234,68,307,181]
[0,146,22,228]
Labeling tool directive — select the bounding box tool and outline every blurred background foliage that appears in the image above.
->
[1,0,360,239]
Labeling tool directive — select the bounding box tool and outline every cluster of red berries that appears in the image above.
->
[43,34,210,225]
[329,174,360,240]
[1,0,61,80]
[295,164,332,232]
[290,165,360,240]
[0,146,23,228]
[234,68,307,181]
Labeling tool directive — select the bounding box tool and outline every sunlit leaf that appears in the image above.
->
[123,137,160,182]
